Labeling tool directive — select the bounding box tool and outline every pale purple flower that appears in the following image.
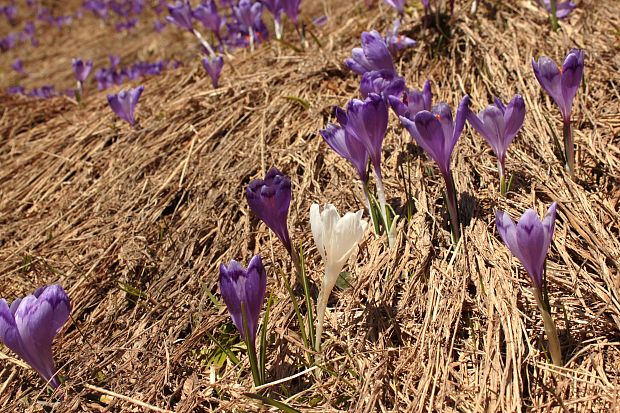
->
[388,79,432,119]
[219,255,267,346]
[202,55,224,88]
[467,95,525,178]
[233,0,262,30]
[11,58,27,76]
[495,202,557,290]
[281,0,301,25]
[107,86,144,126]
[360,70,406,99]
[537,0,576,19]
[192,0,222,37]
[166,0,193,31]
[344,30,395,76]
[0,285,71,389]
[532,49,584,123]
[72,58,93,82]
[400,96,469,178]
[246,167,292,253]
[385,19,416,53]
[383,0,405,14]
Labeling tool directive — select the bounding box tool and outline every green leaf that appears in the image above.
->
[244,393,302,413]
[283,95,311,110]
[335,271,352,290]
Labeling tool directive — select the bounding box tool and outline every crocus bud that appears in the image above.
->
[246,167,292,253]
[532,49,584,123]
[344,30,395,76]
[219,255,267,346]
[106,85,144,126]
[166,0,193,31]
[0,285,71,389]
[319,122,369,185]
[201,55,224,88]
[311,203,367,351]
[467,95,525,178]
[495,202,557,290]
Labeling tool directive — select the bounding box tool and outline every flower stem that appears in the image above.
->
[241,303,262,386]
[549,0,559,32]
[498,161,508,196]
[291,247,315,352]
[533,288,563,367]
[563,118,575,178]
[443,171,460,243]
[361,181,377,235]
[314,280,330,352]
[193,29,215,56]
[374,170,395,248]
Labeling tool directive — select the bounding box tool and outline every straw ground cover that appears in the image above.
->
[1,0,619,411]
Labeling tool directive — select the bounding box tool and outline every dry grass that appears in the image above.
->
[1,0,619,411]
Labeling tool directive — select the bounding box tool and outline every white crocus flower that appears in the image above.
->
[310,203,368,352]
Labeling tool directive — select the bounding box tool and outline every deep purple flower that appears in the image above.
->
[30,85,57,99]
[388,79,432,119]
[532,49,584,123]
[344,30,395,76]
[11,58,27,76]
[72,58,93,83]
[0,33,17,52]
[360,70,406,99]
[107,86,144,126]
[6,86,25,95]
[83,0,110,19]
[219,255,267,346]
[537,0,576,19]
[400,96,469,178]
[342,93,389,176]
[259,0,283,18]
[246,168,292,253]
[496,203,557,290]
[202,55,224,88]
[383,0,405,13]
[281,0,301,25]
[385,19,416,53]
[467,95,525,178]
[319,120,369,184]
[0,285,71,389]
[166,0,193,31]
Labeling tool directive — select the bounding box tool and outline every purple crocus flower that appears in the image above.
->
[107,85,144,126]
[259,0,283,38]
[166,0,193,31]
[219,255,267,346]
[0,284,71,389]
[360,69,406,99]
[532,49,584,176]
[281,0,301,25]
[532,49,584,124]
[344,30,395,76]
[537,0,576,19]
[400,96,470,241]
[192,0,222,38]
[11,58,27,76]
[385,19,416,54]
[383,0,405,14]
[246,167,292,253]
[202,55,224,88]
[495,203,557,290]
[467,95,525,190]
[388,79,432,119]
[6,85,25,95]
[72,58,93,82]
[233,0,262,29]
[319,120,369,185]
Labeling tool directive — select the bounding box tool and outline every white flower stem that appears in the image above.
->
[193,29,215,56]
[314,285,329,353]
[361,181,377,235]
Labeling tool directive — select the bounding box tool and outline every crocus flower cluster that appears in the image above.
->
[94,56,171,90]
[0,285,71,389]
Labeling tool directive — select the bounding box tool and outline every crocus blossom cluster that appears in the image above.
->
[0,285,71,389]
